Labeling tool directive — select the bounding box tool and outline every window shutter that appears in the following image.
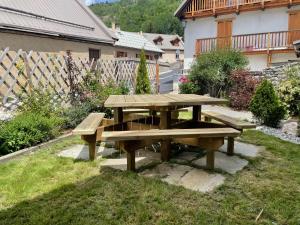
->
[195,40,201,56]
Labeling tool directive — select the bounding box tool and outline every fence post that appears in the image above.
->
[156,62,160,94]
[22,51,33,94]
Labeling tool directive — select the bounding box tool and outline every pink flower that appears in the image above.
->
[179,75,189,84]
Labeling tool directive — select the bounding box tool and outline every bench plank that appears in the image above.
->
[202,111,256,130]
[73,113,105,135]
[100,128,240,142]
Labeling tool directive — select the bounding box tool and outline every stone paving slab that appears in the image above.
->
[171,151,200,164]
[141,163,225,193]
[58,144,118,160]
[192,152,248,175]
[101,149,161,171]
[219,140,260,158]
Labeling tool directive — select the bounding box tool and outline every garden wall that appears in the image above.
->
[253,62,300,86]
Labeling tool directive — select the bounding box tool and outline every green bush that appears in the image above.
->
[278,65,300,117]
[250,80,286,128]
[179,82,196,94]
[188,49,248,97]
[135,49,151,94]
[0,112,63,155]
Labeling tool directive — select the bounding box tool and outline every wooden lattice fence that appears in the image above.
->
[0,48,159,108]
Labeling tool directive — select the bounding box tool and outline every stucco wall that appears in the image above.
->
[161,50,184,63]
[0,32,115,60]
[183,5,299,70]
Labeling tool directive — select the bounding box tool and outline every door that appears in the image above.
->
[217,20,232,49]
[289,12,300,45]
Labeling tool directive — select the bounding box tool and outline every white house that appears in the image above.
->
[175,0,300,71]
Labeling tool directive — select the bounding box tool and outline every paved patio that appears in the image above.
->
[58,140,262,193]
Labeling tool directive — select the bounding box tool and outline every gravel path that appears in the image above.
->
[202,105,299,145]
[0,108,13,121]
[257,126,300,145]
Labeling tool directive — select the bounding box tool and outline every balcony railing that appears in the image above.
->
[195,30,300,54]
[185,0,297,15]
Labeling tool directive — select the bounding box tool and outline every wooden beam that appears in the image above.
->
[206,150,215,170]
[159,111,172,161]
[114,107,123,124]
[82,134,97,161]
[227,137,235,156]
[193,105,202,121]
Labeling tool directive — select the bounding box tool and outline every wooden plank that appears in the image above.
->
[104,94,228,108]
[73,113,105,135]
[202,111,256,130]
[100,128,241,141]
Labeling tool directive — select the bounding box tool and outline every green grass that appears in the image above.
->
[0,129,299,224]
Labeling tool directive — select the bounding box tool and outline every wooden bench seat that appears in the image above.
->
[100,128,240,171]
[73,113,105,160]
[202,111,256,156]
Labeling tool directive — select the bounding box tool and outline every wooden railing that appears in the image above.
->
[186,0,295,15]
[195,30,300,54]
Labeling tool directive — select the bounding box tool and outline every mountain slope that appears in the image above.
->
[90,0,183,36]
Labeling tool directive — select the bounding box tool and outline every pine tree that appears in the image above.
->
[135,49,151,94]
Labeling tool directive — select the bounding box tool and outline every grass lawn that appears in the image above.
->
[0,117,299,224]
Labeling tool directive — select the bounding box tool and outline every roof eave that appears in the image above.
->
[115,44,163,54]
[174,0,191,18]
[0,25,115,45]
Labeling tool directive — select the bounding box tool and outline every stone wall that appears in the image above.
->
[253,62,300,86]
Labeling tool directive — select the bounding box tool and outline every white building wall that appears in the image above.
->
[183,6,299,70]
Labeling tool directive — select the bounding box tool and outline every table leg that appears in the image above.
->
[159,111,171,161]
[193,105,202,121]
[114,107,123,124]
[114,107,123,149]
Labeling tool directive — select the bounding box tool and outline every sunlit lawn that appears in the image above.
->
[0,113,299,224]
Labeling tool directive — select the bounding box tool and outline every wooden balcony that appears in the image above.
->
[184,0,300,18]
[195,30,300,55]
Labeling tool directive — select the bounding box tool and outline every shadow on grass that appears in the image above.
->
[0,167,209,225]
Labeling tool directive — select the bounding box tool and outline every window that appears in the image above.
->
[116,51,128,58]
[89,48,100,61]
[136,54,153,60]
[176,49,180,60]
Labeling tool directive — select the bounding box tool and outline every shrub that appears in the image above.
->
[229,70,260,110]
[0,112,63,155]
[250,80,286,128]
[278,65,300,117]
[135,49,151,94]
[63,74,129,129]
[179,75,196,94]
[19,89,62,117]
[188,49,248,97]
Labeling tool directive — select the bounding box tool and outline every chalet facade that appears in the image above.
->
[0,0,116,60]
[175,0,300,71]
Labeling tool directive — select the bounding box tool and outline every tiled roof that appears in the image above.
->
[142,33,184,51]
[114,30,163,53]
[0,0,116,44]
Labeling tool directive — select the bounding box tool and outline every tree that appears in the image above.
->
[187,49,248,97]
[135,49,151,94]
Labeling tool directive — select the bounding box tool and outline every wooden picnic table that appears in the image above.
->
[104,94,228,161]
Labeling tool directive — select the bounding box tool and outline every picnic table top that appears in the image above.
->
[104,94,227,108]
